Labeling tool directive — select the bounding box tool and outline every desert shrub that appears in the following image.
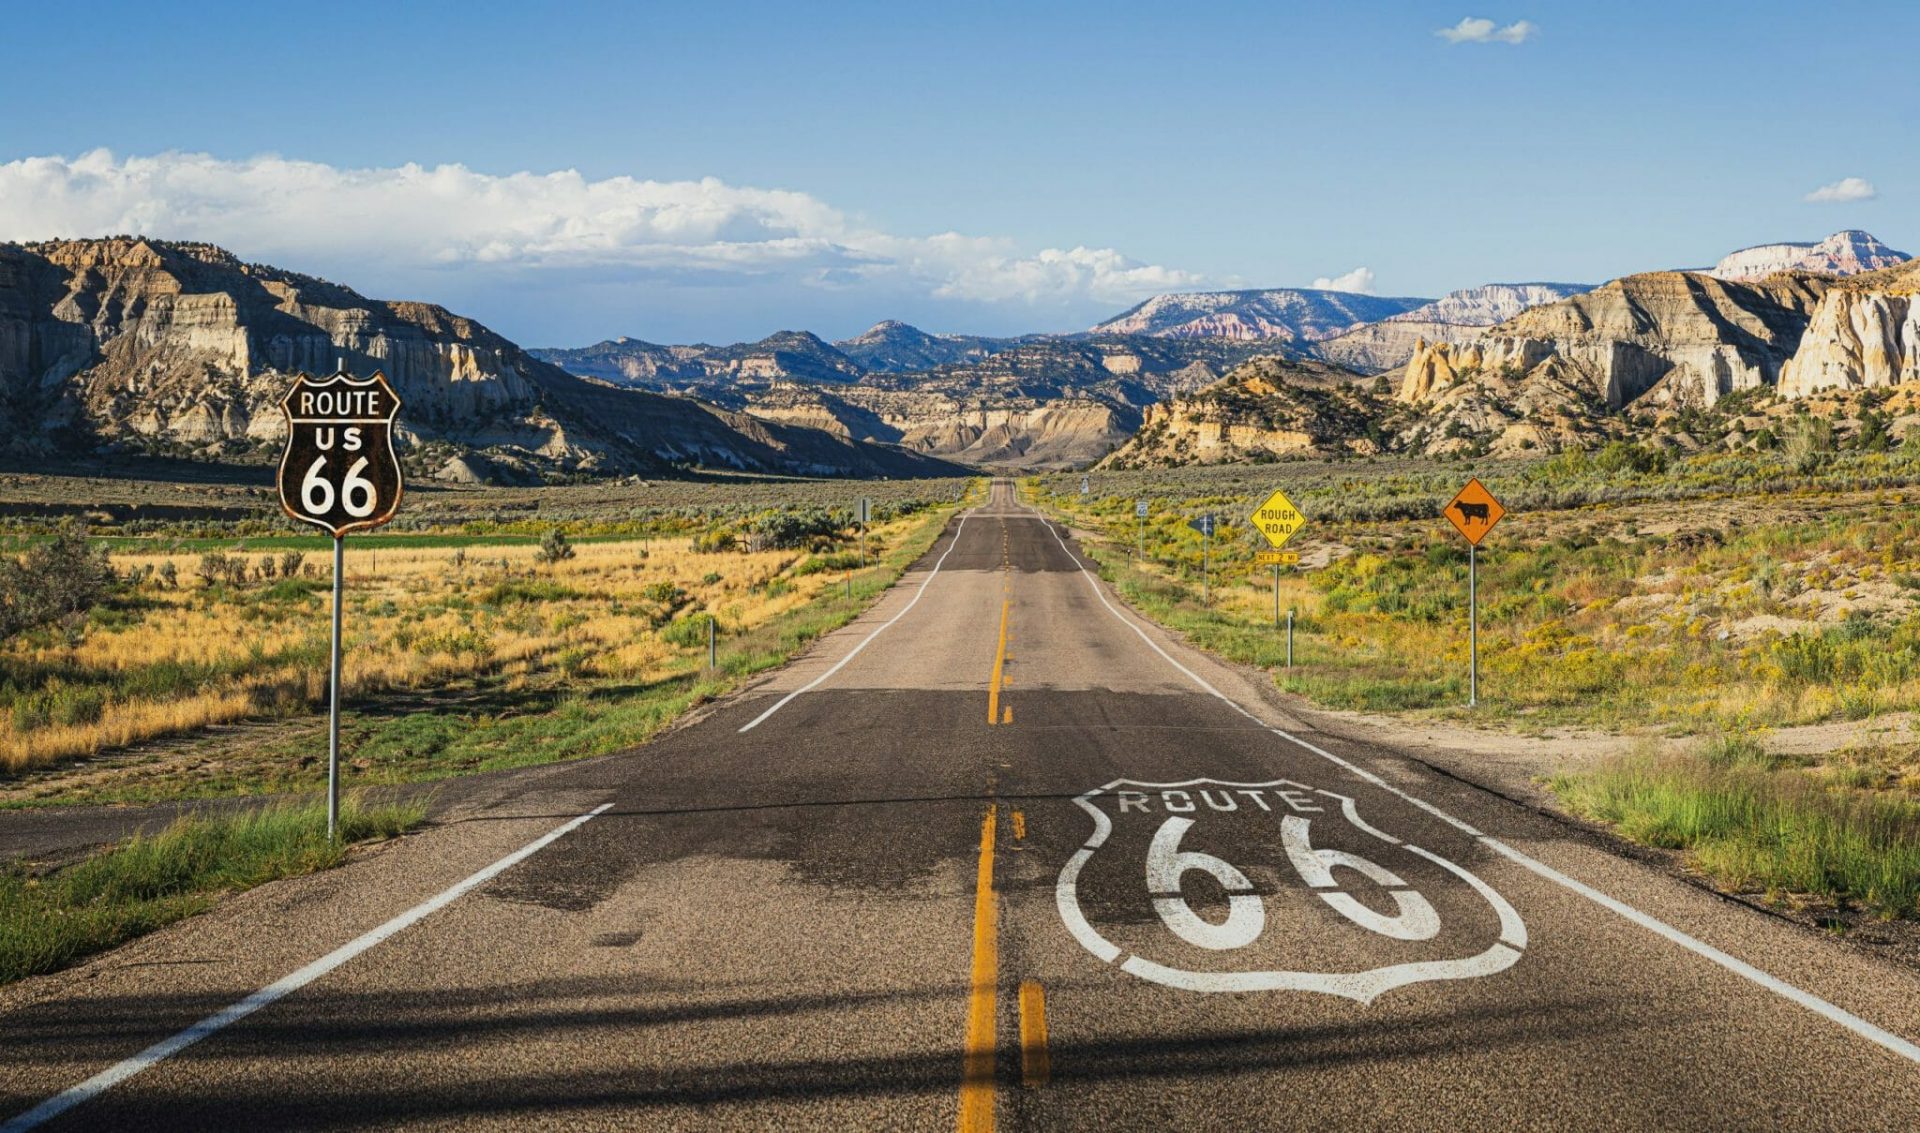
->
[750,509,842,551]
[534,528,576,566]
[660,612,715,648]
[692,528,737,554]
[0,525,117,640]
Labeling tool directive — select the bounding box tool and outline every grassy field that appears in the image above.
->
[0,474,978,804]
[1029,447,1920,922]
[0,795,423,984]
[1033,447,1920,734]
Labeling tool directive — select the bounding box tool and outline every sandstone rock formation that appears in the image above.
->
[1098,358,1392,469]
[1313,283,1590,373]
[0,239,960,480]
[1779,260,1920,396]
[1397,271,1829,411]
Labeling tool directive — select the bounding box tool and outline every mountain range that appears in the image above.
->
[0,239,962,481]
[7,228,1910,480]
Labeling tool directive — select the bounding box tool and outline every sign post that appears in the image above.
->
[857,497,872,566]
[1250,488,1308,646]
[1186,514,1216,605]
[1443,478,1506,708]
[278,367,404,839]
[1135,499,1148,564]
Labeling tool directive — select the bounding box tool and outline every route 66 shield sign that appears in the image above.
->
[277,369,404,537]
[1056,778,1526,1004]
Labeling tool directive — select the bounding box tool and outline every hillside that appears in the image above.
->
[1313,282,1591,373]
[0,239,961,481]
[1398,271,1831,411]
[1099,358,1398,468]
[1089,288,1429,341]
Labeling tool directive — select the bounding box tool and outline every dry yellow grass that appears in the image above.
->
[2,521,921,773]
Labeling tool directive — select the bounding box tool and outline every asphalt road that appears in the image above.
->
[6,479,1920,1131]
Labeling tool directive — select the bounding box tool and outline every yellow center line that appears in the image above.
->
[958,805,999,1132]
[1018,980,1051,1088]
[987,598,1010,726]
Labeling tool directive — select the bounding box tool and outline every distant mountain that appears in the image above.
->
[1312,283,1592,374]
[1710,230,1909,281]
[0,239,961,481]
[533,330,863,391]
[833,321,1019,372]
[1089,288,1430,342]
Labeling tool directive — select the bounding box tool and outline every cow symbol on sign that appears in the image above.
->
[1055,778,1527,1002]
[278,369,404,538]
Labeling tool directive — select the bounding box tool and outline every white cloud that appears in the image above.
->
[1437,17,1536,44]
[0,150,1201,311]
[1310,267,1376,294]
[1805,177,1877,204]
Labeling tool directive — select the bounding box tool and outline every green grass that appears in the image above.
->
[0,795,425,984]
[1552,747,1920,920]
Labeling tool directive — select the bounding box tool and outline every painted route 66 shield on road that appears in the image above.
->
[1056,778,1526,1003]
[277,369,404,537]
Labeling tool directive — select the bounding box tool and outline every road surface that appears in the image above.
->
[5,480,1920,1131]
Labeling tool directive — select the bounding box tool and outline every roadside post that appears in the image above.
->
[1186,514,1216,605]
[277,366,404,840]
[1443,478,1506,708]
[858,497,872,566]
[1250,488,1308,655]
[1135,499,1148,563]
[708,615,717,673]
[1081,475,1090,495]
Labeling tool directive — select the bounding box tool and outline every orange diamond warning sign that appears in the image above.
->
[1444,478,1505,546]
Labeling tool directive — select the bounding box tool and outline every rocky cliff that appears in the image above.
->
[0,239,961,480]
[1711,230,1909,282]
[1312,282,1591,373]
[1089,288,1429,341]
[1397,271,1830,410]
[1779,259,1920,396]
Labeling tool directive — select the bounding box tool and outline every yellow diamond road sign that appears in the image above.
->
[1250,488,1307,550]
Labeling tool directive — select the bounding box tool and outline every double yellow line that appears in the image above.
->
[987,599,1011,726]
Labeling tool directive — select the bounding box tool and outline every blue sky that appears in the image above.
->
[1,1,1912,345]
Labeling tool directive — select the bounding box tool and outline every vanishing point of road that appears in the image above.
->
[5,480,1920,1131]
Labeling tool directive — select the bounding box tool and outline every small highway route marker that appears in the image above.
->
[1250,488,1306,549]
[1186,514,1215,537]
[278,366,404,839]
[278,369,404,537]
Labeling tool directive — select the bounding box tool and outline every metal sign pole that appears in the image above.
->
[1286,609,1294,670]
[1469,543,1479,708]
[328,534,344,840]
[1202,526,1210,608]
[708,615,716,673]
[1272,564,1280,628]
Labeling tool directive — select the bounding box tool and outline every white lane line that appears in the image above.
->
[2,802,616,1133]
[737,510,975,732]
[1033,511,1920,1067]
